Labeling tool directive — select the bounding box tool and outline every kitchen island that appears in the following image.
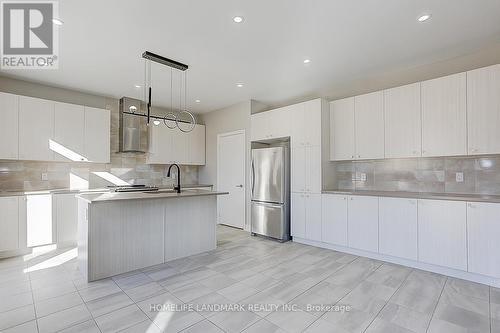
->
[76,189,228,281]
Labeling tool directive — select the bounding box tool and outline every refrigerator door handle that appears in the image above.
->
[251,158,255,197]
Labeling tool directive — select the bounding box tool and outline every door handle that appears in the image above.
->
[236,184,243,188]
[251,160,255,196]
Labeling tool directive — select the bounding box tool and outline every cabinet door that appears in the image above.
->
[303,99,322,146]
[421,73,466,157]
[251,112,269,141]
[54,194,78,244]
[291,147,306,193]
[467,202,500,278]
[188,124,205,165]
[384,83,422,158]
[305,146,321,193]
[305,193,322,242]
[321,194,348,246]
[84,107,110,163]
[291,193,306,238]
[418,199,467,270]
[54,102,86,162]
[26,194,54,248]
[268,106,291,140]
[355,91,384,160]
[0,197,19,252]
[467,64,500,155]
[330,98,355,160]
[290,103,306,147]
[0,92,19,160]
[19,96,54,161]
[171,130,189,164]
[348,196,379,252]
[148,125,173,164]
[379,197,418,260]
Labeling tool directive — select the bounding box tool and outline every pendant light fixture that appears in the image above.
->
[123,51,196,133]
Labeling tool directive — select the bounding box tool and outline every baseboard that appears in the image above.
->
[293,237,500,288]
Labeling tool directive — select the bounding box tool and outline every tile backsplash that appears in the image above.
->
[330,156,500,195]
[0,97,198,192]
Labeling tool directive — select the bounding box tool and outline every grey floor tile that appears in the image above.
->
[124,282,165,303]
[35,291,83,318]
[437,287,489,316]
[0,305,35,331]
[171,282,214,303]
[143,265,179,282]
[198,273,238,291]
[85,291,134,317]
[119,319,161,333]
[432,303,490,332]
[307,281,351,303]
[181,319,224,333]
[0,291,33,312]
[492,317,500,333]
[492,303,500,320]
[189,292,234,318]
[57,320,101,333]
[94,304,148,333]
[239,274,280,292]
[32,281,77,302]
[0,320,38,333]
[112,272,153,290]
[209,310,260,333]
[321,306,376,333]
[303,318,351,333]
[239,291,285,317]
[37,304,91,333]
[266,309,317,333]
[365,318,415,333]
[0,281,31,297]
[217,282,260,302]
[289,290,335,317]
[78,281,122,303]
[491,287,500,305]
[241,319,287,333]
[377,302,430,333]
[445,278,490,301]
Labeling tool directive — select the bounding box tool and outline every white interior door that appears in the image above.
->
[217,131,246,229]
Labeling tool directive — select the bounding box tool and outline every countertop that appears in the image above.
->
[322,190,500,203]
[0,184,214,198]
[76,189,228,203]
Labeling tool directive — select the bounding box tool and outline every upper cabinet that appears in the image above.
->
[188,124,206,165]
[421,73,467,157]
[293,99,322,147]
[19,96,54,161]
[467,64,500,155]
[84,107,111,163]
[54,102,86,162]
[0,92,19,160]
[329,97,355,161]
[354,91,384,160]
[384,83,422,158]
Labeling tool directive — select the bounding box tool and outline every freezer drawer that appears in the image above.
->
[251,201,289,241]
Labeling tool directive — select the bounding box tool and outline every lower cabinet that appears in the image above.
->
[418,199,467,271]
[291,192,321,241]
[321,194,348,246]
[379,197,418,260]
[348,196,379,252]
[467,202,500,278]
[54,193,78,245]
[0,197,20,252]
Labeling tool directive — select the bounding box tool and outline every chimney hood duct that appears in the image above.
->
[119,97,147,153]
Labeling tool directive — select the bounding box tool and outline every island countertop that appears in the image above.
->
[76,189,228,203]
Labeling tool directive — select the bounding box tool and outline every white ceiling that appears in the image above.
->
[2,0,500,113]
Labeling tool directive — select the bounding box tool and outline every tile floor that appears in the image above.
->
[0,225,498,333]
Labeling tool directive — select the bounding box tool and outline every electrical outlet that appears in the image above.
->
[360,173,367,181]
[456,172,464,183]
[41,172,48,181]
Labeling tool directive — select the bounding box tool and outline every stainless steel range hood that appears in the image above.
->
[119,97,148,153]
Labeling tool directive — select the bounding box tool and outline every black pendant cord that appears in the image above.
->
[147,86,152,124]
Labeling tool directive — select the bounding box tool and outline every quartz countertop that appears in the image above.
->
[76,189,228,203]
[322,190,500,203]
[0,184,214,198]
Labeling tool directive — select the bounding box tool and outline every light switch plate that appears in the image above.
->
[456,172,464,183]
[41,172,48,181]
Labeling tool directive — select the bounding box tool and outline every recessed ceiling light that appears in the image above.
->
[195,99,201,103]
[417,14,431,22]
[236,83,244,88]
[233,16,244,23]
[303,59,311,64]
[134,84,141,88]
[153,120,161,126]
[52,18,64,25]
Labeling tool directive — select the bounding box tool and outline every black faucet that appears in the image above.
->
[167,164,181,193]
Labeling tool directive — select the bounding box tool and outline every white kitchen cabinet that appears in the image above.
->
[171,130,189,164]
[188,124,206,165]
[54,193,78,245]
[84,107,110,163]
[291,147,306,193]
[54,102,86,162]
[421,73,467,157]
[251,108,291,141]
[18,96,54,161]
[384,83,422,158]
[467,64,500,155]
[348,196,379,252]
[26,194,54,248]
[303,99,322,147]
[305,193,322,242]
[329,98,355,161]
[0,197,20,252]
[467,202,500,278]
[148,125,173,164]
[305,146,321,193]
[418,199,467,271]
[354,91,385,160]
[321,194,348,246]
[379,197,418,260]
[251,112,270,141]
[291,193,306,238]
[0,92,19,160]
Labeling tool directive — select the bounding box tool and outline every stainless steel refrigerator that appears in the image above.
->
[251,143,290,241]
